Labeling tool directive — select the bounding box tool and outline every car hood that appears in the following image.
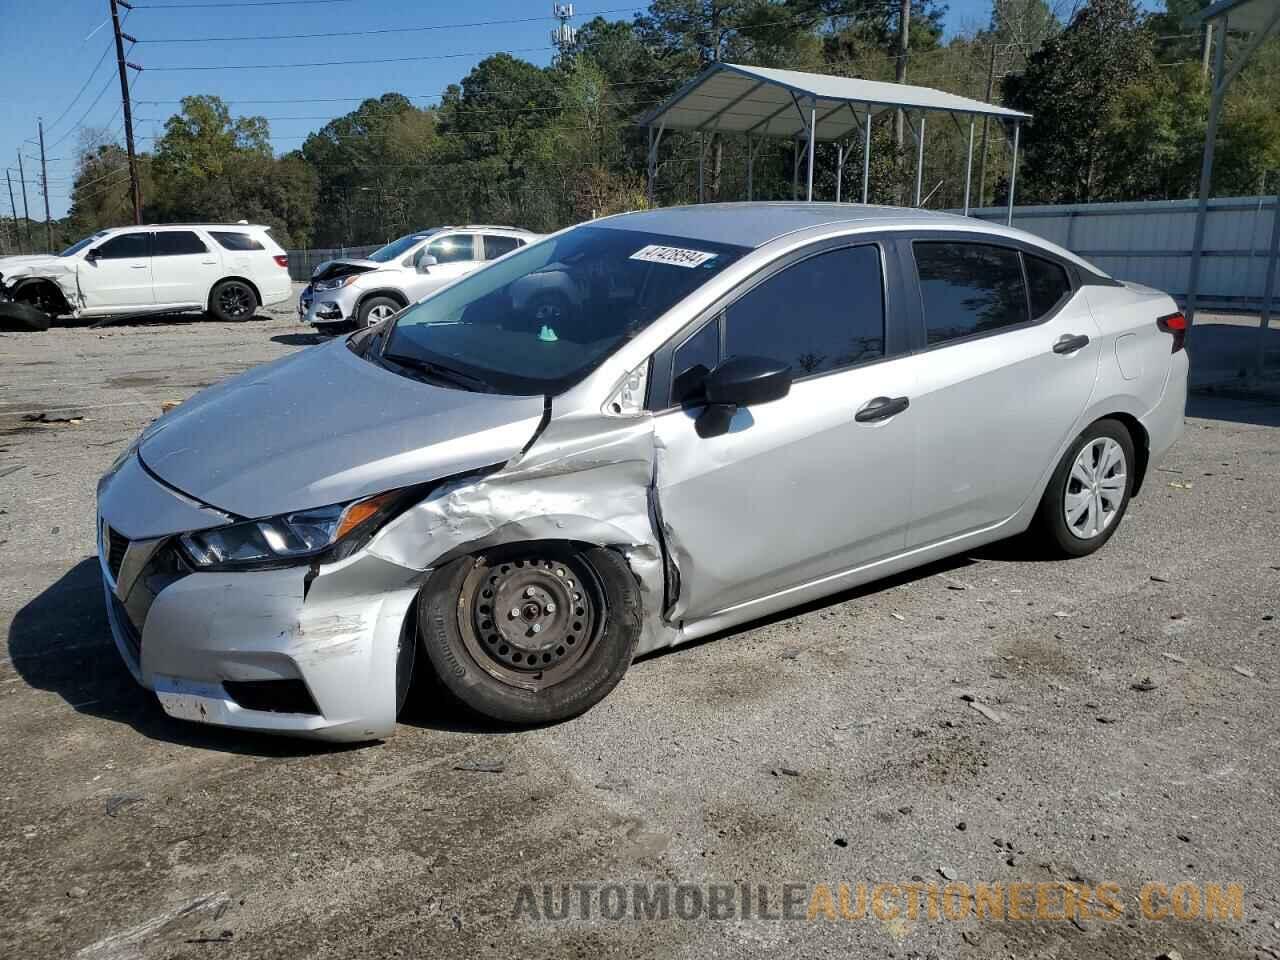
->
[310,258,383,282]
[138,339,546,520]
[0,255,75,280]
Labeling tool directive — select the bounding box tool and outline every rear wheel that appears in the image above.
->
[357,295,402,328]
[418,545,640,725]
[1032,418,1135,557]
[208,280,257,322]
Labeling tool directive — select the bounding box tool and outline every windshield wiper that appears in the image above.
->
[382,352,491,392]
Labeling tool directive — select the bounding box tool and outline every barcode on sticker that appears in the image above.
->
[629,244,718,268]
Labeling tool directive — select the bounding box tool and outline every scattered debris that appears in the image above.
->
[453,760,504,774]
[1232,665,1257,679]
[939,866,958,881]
[22,412,85,427]
[161,399,182,413]
[890,613,905,622]
[1053,611,1072,619]
[771,767,800,777]
[969,701,1007,724]
[184,931,234,944]
[1157,949,1184,960]
[105,794,144,817]
[959,692,977,702]
[1167,480,1193,490]
[0,464,24,480]
[833,837,848,848]
[67,886,88,899]
[1160,652,1186,664]
[1176,834,1191,843]
[955,821,967,831]
[897,805,913,815]
[1150,574,1170,583]
[1130,677,1159,692]
[1096,716,1117,724]
[780,647,801,660]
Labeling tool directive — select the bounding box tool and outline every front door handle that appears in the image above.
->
[855,395,910,422]
[1053,333,1090,354]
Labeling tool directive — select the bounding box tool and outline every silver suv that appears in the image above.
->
[298,225,540,330]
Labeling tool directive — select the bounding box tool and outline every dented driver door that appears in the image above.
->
[652,240,918,624]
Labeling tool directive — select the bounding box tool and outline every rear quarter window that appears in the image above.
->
[211,232,266,252]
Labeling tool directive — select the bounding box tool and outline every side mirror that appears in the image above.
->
[417,254,438,273]
[85,248,100,262]
[696,355,792,438]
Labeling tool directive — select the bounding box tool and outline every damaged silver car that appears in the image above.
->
[96,203,1187,741]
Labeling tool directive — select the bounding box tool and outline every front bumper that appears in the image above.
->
[97,459,423,742]
[298,284,355,327]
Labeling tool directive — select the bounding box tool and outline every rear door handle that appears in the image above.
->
[855,395,910,422]
[1053,333,1090,354]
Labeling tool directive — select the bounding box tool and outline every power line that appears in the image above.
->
[133,0,356,8]
[44,42,116,134]
[138,5,645,42]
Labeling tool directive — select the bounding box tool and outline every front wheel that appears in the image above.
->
[357,295,402,328]
[1032,418,1135,557]
[418,545,641,725]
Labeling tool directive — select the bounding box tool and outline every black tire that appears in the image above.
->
[357,295,402,328]
[1032,418,1136,558]
[0,300,52,332]
[394,612,416,717]
[418,544,641,725]
[208,279,258,322]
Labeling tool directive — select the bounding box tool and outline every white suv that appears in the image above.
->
[299,225,540,330]
[0,223,293,326]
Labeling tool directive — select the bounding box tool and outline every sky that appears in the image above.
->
[0,0,1005,220]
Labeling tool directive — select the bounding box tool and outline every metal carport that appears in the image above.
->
[637,62,1031,223]
[1183,0,1280,370]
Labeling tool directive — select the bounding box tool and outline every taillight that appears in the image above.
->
[273,254,289,269]
[1157,311,1186,353]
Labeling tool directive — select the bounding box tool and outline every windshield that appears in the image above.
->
[368,232,434,263]
[381,225,748,395]
[60,232,106,257]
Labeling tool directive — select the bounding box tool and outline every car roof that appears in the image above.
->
[590,202,1100,275]
[106,223,272,232]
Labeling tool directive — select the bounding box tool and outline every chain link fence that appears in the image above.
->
[284,245,382,282]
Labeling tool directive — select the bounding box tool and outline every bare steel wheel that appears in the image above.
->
[418,544,641,724]
[460,555,600,691]
[1033,418,1136,558]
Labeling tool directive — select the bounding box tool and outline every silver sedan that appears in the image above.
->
[96,204,1187,741]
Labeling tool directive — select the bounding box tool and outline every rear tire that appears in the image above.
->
[208,279,258,322]
[418,545,640,725]
[357,295,402,328]
[1032,418,1135,558]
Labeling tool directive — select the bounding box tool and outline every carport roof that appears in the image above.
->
[636,62,1030,141]
[1186,0,1280,32]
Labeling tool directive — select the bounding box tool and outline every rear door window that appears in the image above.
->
[211,231,265,251]
[914,242,1029,346]
[427,234,477,264]
[153,231,208,256]
[95,232,151,260]
[1025,254,1072,319]
[722,244,885,377]
[483,235,521,260]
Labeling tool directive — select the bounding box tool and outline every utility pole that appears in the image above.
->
[16,150,33,251]
[977,39,998,209]
[38,119,53,253]
[110,0,143,224]
[6,170,21,255]
[894,0,911,203]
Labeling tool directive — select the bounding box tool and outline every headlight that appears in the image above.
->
[313,274,361,292]
[179,490,400,570]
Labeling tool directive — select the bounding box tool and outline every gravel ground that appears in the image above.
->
[1,291,1279,959]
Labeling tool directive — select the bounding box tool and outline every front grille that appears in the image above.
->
[105,526,129,580]
[110,593,142,663]
[223,679,320,715]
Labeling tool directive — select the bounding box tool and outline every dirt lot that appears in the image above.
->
[2,295,1279,959]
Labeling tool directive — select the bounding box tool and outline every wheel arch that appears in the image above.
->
[209,276,262,309]
[11,277,72,316]
[357,288,409,313]
[1100,411,1150,497]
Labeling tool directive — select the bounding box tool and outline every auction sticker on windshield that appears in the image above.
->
[629,244,719,268]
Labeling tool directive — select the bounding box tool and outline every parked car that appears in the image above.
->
[96,203,1188,742]
[0,223,292,326]
[299,225,541,330]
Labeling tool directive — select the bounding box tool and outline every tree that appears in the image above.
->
[1005,0,1157,203]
